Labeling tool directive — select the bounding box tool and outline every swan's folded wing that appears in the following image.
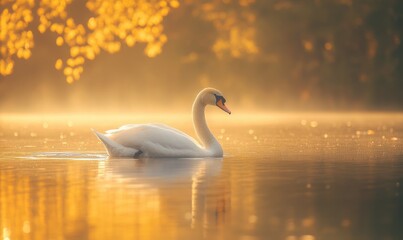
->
[148,123,196,139]
[106,123,193,140]
[109,124,202,152]
[105,124,139,135]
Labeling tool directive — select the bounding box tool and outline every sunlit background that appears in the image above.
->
[1,0,402,113]
[1,2,403,240]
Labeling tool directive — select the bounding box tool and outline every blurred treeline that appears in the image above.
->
[175,0,403,110]
[1,0,402,112]
[255,0,403,109]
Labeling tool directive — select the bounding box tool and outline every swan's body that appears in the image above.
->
[94,88,231,158]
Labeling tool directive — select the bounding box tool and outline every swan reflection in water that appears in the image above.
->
[98,157,227,229]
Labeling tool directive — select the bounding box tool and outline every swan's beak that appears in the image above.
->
[217,99,231,114]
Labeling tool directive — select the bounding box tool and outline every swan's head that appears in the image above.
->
[199,88,231,114]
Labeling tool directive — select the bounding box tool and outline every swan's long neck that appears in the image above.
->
[192,95,221,153]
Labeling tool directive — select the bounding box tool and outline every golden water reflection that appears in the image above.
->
[1,113,403,239]
[0,158,228,240]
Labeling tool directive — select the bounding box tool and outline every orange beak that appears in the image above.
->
[216,99,231,114]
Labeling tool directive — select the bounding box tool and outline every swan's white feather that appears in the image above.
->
[105,123,194,140]
[93,88,228,158]
[102,124,207,158]
[93,130,140,157]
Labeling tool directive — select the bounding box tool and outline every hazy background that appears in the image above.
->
[1,0,403,113]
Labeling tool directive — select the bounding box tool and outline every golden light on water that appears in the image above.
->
[1,0,403,238]
[0,113,403,239]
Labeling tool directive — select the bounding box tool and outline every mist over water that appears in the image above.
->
[1,113,402,239]
[1,1,403,239]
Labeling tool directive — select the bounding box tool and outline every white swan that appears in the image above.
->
[94,88,231,158]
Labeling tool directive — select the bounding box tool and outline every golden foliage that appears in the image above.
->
[0,0,179,83]
[0,0,258,82]
[0,0,34,76]
[191,0,258,58]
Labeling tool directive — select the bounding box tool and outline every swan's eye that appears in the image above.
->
[214,94,226,104]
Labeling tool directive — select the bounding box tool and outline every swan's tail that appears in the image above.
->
[92,129,141,158]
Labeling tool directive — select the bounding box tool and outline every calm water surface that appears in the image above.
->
[0,113,402,240]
